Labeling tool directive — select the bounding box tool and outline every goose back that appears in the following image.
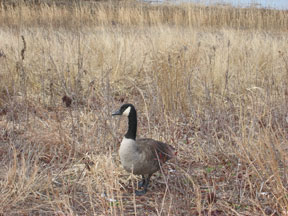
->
[119,137,174,175]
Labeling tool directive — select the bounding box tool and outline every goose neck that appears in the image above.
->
[125,110,137,140]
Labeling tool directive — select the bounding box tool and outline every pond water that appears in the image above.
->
[160,0,288,10]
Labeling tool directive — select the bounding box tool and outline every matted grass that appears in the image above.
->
[0,1,288,215]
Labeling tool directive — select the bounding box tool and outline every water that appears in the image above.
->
[163,0,288,10]
[204,0,288,10]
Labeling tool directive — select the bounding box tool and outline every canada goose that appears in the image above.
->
[112,104,175,195]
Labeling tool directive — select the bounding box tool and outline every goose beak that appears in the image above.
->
[112,109,122,116]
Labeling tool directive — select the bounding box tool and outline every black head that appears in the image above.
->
[112,104,135,117]
[112,104,137,139]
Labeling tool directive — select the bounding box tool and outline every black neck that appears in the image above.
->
[125,108,137,140]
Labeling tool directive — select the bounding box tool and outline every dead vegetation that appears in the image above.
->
[0,1,288,215]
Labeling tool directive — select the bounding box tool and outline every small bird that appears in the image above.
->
[112,103,175,195]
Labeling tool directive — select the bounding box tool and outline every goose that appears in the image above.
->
[112,103,175,195]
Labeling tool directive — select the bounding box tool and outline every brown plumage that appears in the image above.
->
[112,104,175,195]
[136,138,174,171]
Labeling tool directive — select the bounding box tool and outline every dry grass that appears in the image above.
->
[0,1,288,30]
[0,1,288,215]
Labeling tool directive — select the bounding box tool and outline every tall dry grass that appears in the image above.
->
[0,1,288,30]
[0,1,288,215]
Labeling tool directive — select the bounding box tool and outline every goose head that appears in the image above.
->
[112,103,135,117]
[112,104,137,140]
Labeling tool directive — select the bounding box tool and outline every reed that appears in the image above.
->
[0,1,287,31]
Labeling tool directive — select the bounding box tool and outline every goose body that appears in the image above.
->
[112,104,175,195]
[119,137,172,175]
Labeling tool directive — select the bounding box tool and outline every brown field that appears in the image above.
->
[0,1,288,215]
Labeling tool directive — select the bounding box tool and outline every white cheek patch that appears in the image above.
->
[122,106,131,116]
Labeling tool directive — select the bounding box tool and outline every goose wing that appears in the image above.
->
[136,138,175,164]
